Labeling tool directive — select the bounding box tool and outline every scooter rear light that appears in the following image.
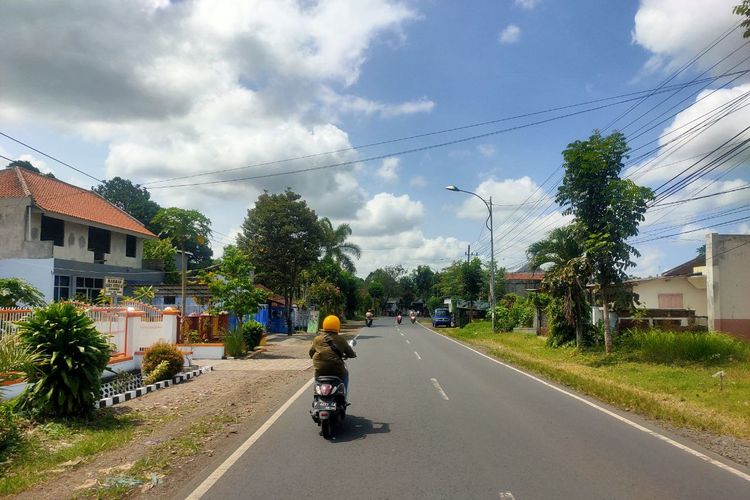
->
[319,384,333,396]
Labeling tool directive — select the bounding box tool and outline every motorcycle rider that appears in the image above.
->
[365,309,373,326]
[309,315,356,391]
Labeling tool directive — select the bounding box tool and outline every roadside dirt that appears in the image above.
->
[13,333,319,499]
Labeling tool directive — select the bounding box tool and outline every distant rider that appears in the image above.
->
[309,315,357,390]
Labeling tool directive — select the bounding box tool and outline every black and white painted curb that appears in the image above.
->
[97,366,213,409]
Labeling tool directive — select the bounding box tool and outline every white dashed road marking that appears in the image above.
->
[414,351,421,360]
[405,339,411,345]
[430,378,449,400]
[499,491,516,499]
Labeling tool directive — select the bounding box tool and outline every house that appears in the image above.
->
[504,271,545,296]
[624,233,750,341]
[0,166,160,302]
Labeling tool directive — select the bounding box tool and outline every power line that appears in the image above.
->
[0,131,102,183]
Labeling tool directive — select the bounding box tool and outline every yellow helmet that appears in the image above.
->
[322,315,341,333]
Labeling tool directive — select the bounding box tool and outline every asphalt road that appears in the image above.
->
[185,320,750,499]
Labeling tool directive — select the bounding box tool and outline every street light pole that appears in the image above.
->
[445,185,496,331]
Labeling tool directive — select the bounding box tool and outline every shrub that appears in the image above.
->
[242,320,264,350]
[16,303,111,418]
[494,294,533,332]
[142,341,184,381]
[224,328,246,358]
[145,360,173,385]
[625,329,750,364]
[0,403,20,458]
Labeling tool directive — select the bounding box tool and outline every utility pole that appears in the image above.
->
[465,245,477,263]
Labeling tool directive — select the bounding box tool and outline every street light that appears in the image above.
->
[445,185,496,331]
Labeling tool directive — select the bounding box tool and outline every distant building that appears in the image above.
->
[504,271,545,296]
[0,167,160,301]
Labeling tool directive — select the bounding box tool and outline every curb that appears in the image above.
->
[97,366,214,409]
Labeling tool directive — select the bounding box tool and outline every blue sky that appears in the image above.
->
[1,0,748,278]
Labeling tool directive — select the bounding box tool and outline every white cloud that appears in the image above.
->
[0,0,420,224]
[514,0,540,9]
[376,157,400,182]
[477,144,496,157]
[632,0,744,77]
[498,24,522,44]
[410,175,428,187]
[351,192,424,236]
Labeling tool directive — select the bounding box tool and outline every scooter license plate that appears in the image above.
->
[314,400,336,411]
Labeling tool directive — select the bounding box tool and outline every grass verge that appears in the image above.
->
[437,322,750,439]
[0,410,144,496]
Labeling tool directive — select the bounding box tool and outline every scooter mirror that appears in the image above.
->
[348,339,357,348]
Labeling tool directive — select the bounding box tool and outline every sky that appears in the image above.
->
[1,0,749,278]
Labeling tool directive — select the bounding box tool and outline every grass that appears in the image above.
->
[0,410,143,496]
[439,322,750,439]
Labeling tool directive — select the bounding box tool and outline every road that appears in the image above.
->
[181,320,750,499]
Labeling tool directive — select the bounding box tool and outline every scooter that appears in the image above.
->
[396,314,402,325]
[409,313,416,324]
[310,340,356,439]
[365,313,373,327]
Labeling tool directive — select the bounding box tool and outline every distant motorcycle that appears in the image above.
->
[365,311,373,327]
[409,313,416,324]
[396,314,402,325]
[310,340,356,439]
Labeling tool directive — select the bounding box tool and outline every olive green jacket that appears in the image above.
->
[308,332,356,378]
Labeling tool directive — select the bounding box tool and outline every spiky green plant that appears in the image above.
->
[0,333,39,393]
[16,303,111,418]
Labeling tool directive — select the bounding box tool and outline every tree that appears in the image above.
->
[696,244,706,257]
[735,1,750,37]
[319,217,361,273]
[151,208,212,316]
[461,258,484,322]
[5,160,55,178]
[556,131,653,353]
[398,275,416,310]
[238,190,323,334]
[0,278,46,308]
[527,225,590,347]
[143,238,179,284]
[411,265,436,301]
[93,177,161,232]
[367,281,385,313]
[201,245,267,321]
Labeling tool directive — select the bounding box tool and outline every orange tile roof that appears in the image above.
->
[0,167,155,238]
[505,272,545,281]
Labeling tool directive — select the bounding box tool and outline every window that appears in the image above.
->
[40,215,65,246]
[88,227,111,263]
[163,295,176,305]
[54,275,70,301]
[658,293,684,309]
[75,277,104,301]
[126,235,137,258]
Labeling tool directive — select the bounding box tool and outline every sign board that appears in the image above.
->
[104,276,125,297]
[307,310,320,333]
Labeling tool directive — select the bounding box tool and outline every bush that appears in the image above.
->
[242,320,264,350]
[625,329,750,364]
[224,328,246,358]
[0,403,20,458]
[142,341,184,381]
[494,294,533,332]
[16,303,111,418]
[144,360,173,385]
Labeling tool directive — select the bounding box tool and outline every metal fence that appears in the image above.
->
[0,308,32,336]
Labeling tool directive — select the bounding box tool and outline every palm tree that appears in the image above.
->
[527,225,590,347]
[319,217,361,274]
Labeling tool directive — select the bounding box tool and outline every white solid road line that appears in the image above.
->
[185,378,314,499]
[416,322,750,483]
[414,351,422,360]
[431,378,450,400]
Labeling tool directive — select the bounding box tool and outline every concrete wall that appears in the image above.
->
[707,233,750,341]
[0,258,55,302]
[631,277,707,317]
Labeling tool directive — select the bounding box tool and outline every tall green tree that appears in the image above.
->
[527,225,589,347]
[735,1,750,37]
[93,177,161,232]
[238,190,323,334]
[411,265,436,301]
[0,278,46,308]
[461,257,484,321]
[319,217,361,273]
[151,207,212,316]
[201,245,267,321]
[556,131,653,353]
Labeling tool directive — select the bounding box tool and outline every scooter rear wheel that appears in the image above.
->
[321,419,332,439]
